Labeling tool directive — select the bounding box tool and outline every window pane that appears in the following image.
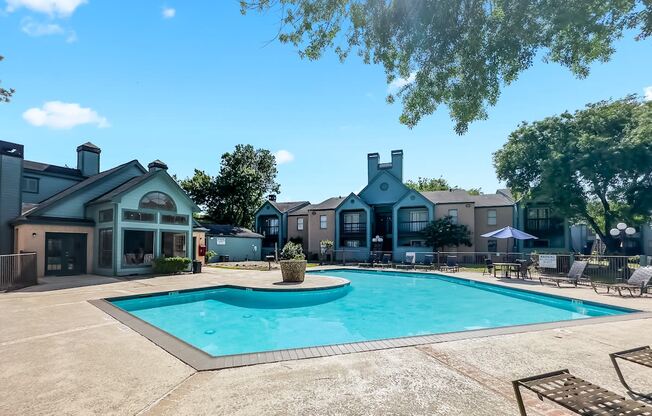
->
[123,230,154,266]
[488,239,497,252]
[23,177,39,193]
[448,209,458,224]
[98,229,113,268]
[161,214,189,225]
[123,210,156,222]
[320,215,327,229]
[99,209,113,223]
[139,192,176,211]
[162,232,187,258]
[297,218,304,230]
[488,209,497,226]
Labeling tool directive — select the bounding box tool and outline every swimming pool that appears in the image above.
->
[108,269,634,359]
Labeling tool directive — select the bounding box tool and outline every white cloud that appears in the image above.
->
[162,6,175,19]
[387,72,416,93]
[274,150,294,165]
[6,0,87,17]
[20,17,63,36]
[644,86,652,102]
[23,101,109,129]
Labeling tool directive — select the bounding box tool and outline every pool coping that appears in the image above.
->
[89,271,652,372]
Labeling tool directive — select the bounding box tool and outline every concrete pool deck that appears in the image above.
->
[2,267,652,415]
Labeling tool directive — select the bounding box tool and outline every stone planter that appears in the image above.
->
[280,260,307,282]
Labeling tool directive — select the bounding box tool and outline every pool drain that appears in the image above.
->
[204,329,216,335]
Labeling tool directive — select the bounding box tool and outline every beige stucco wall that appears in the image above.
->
[14,224,94,278]
[193,231,206,264]
[473,206,513,252]
[287,214,309,253]
[307,210,335,256]
[434,203,475,252]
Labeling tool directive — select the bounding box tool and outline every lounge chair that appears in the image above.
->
[373,254,392,268]
[482,258,494,276]
[440,255,459,273]
[539,260,587,287]
[610,346,652,399]
[395,253,416,270]
[512,369,651,416]
[592,266,652,297]
[415,254,434,271]
[357,254,376,268]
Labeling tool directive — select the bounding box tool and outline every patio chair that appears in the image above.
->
[592,266,652,297]
[482,258,494,276]
[373,253,393,268]
[516,259,533,279]
[440,256,459,273]
[610,346,652,399]
[415,254,434,271]
[539,260,587,287]
[512,369,651,416]
[395,253,416,270]
[358,254,376,268]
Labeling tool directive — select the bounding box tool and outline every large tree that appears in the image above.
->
[406,176,481,195]
[423,216,473,250]
[493,96,652,253]
[240,1,652,134]
[179,144,280,227]
[1,56,15,103]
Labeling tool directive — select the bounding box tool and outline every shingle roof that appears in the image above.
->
[470,193,514,207]
[23,160,83,178]
[203,224,263,239]
[421,190,474,204]
[23,160,145,217]
[88,170,158,205]
[309,197,345,210]
[269,200,310,213]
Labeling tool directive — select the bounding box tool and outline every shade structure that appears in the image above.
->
[481,226,538,240]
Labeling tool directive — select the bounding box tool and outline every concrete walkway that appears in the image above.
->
[1,267,652,415]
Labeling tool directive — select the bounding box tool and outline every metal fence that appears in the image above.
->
[0,253,37,291]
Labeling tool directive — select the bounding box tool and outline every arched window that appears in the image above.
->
[139,192,176,211]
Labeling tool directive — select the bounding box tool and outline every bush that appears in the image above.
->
[280,241,305,260]
[152,256,191,274]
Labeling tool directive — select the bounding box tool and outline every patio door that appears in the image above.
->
[45,233,87,276]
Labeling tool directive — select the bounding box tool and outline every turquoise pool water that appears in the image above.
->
[110,269,633,357]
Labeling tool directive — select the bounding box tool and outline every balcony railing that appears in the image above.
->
[398,221,428,234]
[342,223,366,234]
[525,218,564,236]
[259,226,279,238]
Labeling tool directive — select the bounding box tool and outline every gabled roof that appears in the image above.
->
[310,197,346,210]
[203,224,263,239]
[470,193,514,207]
[23,160,84,178]
[269,200,310,213]
[21,160,146,217]
[421,189,474,204]
[87,168,200,211]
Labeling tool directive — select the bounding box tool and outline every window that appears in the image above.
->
[264,217,279,235]
[161,214,189,225]
[320,215,327,229]
[162,232,187,258]
[345,240,360,248]
[139,192,176,211]
[22,177,39,193]
[123,230,154,266]
[407,210,428,232]
[487,239,497,253]
[99,209,113,223]
[123,210,156,222]
[297,218,304,231]
[448,209,458,224]
[487,209,497,226]
[410,240,425,247]
[98,229,113,268]
[343,212,362,232]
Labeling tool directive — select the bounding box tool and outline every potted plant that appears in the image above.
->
[279,241,307,282]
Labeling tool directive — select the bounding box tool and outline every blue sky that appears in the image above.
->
[1,1,651,204]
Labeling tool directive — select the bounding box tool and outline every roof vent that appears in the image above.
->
[148,159,168,172]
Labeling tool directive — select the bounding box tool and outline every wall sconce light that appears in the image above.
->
[32,232,37,238]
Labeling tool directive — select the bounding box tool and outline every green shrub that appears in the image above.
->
[152,256,191,274]
[280,241,305,260]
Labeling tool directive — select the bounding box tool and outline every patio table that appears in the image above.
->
[493,262,521,278]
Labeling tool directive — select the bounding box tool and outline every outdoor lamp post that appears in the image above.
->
[372,235,384,258]
[609,222,636,255]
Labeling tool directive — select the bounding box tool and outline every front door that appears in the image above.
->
[45,233,87,276]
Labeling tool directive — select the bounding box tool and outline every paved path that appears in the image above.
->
[1,267,652,415]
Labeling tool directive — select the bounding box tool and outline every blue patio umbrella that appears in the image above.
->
[481,226,538,254]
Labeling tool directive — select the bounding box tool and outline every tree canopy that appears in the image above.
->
[0,56,15,103]
[423,216,473,250]
[493,96,652,252]
[179,144,280,228]
[405,176,481,195]
[241,0,652,134]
